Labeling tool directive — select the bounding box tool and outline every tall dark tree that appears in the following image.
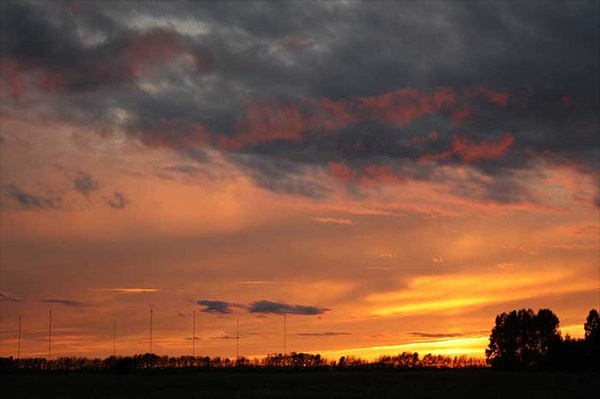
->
[584,309,600,341]
[583,308,600,370]
[486,308,561,369]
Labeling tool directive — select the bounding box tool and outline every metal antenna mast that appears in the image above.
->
[150,308,153,353]
[283,313,287,357]
[236,319,239,360]
[48,310,52,359]
[192,309,196,357]
[113,320,116,357]
[17,316,21,359]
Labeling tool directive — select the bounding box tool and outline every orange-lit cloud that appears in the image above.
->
[311,216,354,225]
[420,134,516,163]
[101,288,161,294]
[367,268,596,317]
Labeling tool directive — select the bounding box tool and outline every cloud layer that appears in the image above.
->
[1,0,597,206]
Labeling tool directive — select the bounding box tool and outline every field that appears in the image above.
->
[1,370,597,398]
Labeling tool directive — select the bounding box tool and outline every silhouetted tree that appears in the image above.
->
[584,309,599,341]
[549,334,586,371]
[486,308,561,369]
[583,308,600,370]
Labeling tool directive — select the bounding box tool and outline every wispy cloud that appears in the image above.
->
[101,288,160,294]
[2,184,59,210]
[546,242,600,250]
[408,332,464,339]
[368,269,596,317]
[297,331,352,337]
[39,298,88,307]
[210,334,235,340]
[495,263,514,271]
[232,281,293,286]
[0,291,24,302]
[311,216,354,225]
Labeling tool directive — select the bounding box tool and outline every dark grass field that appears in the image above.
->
[1,370,598,399]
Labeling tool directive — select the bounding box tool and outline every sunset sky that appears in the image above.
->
[0,0,598,360]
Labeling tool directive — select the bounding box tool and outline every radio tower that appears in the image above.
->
[236,319,240,360]
[149,308,153,353]
[48,310,52,359]
[283,313,287,357]
[113,320,116,357]
[17,316,21,359]
[192,310,196,357]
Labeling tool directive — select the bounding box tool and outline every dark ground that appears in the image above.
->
[1,370,598,398]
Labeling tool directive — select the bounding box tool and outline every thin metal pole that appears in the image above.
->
[48,310,52,359]
[236,319,239,360]
[113,320,116,357]
[0,295,2,357]
[192,310,196,357]
[17,316,21,359]
[150,308,153,353]
[283,313,286,356]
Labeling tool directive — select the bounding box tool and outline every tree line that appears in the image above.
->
[0,351,485,373]
[486,308,599,370]
[1,307,597,372]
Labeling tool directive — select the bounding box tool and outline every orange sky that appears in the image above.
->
[0,0,598,361]
[0,115,597,360]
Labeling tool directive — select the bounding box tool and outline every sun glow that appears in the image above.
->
[318,336,489,360]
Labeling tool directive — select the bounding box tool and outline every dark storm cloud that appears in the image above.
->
[1,1,598,203]
[1,184,60,210]
[39,298,88,307]
[106,191,129,209]
[197,300,233,314]
[248,300,328,315]
[233,154,329,199]
[73,171,99,195]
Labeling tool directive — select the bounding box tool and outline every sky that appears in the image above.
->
[0,0,598,360]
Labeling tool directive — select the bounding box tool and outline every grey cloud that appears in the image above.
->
[1,184,60,210]
[234,155,329,199]
[197,300,233,314]
[0,291,24,302]
[39,298,88,307]
[1,1,597,203]
[106,191,129,209]
[211,334,235,340]
[73,171,99,195]
[248,300,328,315]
